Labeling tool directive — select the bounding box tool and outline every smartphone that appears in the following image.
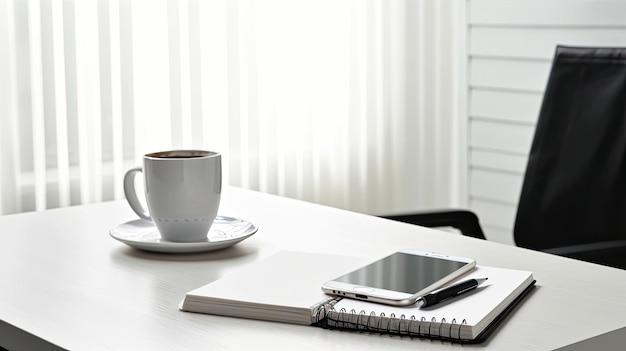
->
[321,250,476,306]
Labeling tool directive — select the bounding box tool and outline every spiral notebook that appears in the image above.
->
[180,251,535,343]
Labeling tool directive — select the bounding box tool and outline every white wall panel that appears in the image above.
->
[470,89,542,123]
[470,168,523,205]
[470,27,626,59]
[470,120,534,154]
[470,150,527,174]
[469,58,551,92]
[470,0,626,26]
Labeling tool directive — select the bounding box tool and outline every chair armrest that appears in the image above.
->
[381,210,486,240]
[543,240,626,258]
[543,240,626,269]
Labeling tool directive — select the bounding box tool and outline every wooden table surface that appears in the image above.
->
[1,186,625,350]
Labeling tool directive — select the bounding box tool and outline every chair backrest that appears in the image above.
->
[514,46,626,251]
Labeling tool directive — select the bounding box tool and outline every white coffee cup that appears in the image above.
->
[123,150,222,242]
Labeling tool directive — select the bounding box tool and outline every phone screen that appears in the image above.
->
[333,252,469,294]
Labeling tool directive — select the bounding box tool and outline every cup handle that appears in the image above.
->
[123,167,151,220]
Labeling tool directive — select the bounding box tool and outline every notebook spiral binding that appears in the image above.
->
[311,297,339,324]
[313,299,468,342]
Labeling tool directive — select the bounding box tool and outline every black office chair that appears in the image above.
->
[383,46,626,269]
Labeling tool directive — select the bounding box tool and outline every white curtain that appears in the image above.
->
[0,0,464,216]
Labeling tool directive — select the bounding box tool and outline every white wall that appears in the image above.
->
[466,0,626,244]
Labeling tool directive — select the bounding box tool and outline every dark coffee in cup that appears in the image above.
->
[148,150,216,159]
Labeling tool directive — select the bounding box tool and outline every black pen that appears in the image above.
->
[417,278,488,307]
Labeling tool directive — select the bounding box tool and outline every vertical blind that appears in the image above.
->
[0,0,465,216]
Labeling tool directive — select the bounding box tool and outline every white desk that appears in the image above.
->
[1,187,625,350]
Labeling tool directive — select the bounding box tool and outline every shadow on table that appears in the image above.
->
[110,243,259,262]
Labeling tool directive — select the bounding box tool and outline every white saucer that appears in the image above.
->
[109,216,258,253]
